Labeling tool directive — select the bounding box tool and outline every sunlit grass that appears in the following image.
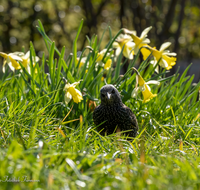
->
[0,20,200,190]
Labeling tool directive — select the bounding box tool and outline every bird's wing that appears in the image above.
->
[124,106,139,131]
[93,105,108,135]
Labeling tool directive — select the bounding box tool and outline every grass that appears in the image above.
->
[0,20,200,190]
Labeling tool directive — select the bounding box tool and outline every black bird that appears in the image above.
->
[93,84,138,139]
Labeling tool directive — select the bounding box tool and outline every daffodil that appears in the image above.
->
[141,42,177,73]
[20,51,39,74]
[0,52,21,72]
[77,57,87,68]
[131,73,160,103]
[104,59,112,70]
[96,49,108,63]
[96,49,112,70]
[151,42,176,72]
[0,51,39,73]
[123,26,152,55]
[63,81,83,104]
[113,34,135,59]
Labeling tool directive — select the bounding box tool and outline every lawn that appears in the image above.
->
[0,20,200,190]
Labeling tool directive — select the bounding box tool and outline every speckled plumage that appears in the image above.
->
[93,84,138,138]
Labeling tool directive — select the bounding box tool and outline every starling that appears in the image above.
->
[93,84,138,138]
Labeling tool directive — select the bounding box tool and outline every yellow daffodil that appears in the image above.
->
[131,73,160,103]
[123,26,152,55]
[141,42,177,73]
[63,81,83,104]
[113,34,135,59]
[0,51,39,73]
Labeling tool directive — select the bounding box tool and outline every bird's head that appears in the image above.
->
[100,84,122,105]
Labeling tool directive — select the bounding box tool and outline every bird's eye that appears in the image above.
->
[111,89,115,94]
[101,94,105,98]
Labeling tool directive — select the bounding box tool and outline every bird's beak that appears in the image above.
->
[107,92,111,100]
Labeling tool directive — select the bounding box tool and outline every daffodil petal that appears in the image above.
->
[140,26,152,39]
[0,52,8,59]
[72,81,81,87]
[131,87,139,98]
[146,84,151,91]
[8,62,17,72]
[150,60,157,67]
[27,65,31,74]
[113,42,120,49]
[163,52,177,56]
[11,52,25,57]
[2,60,7,73]
[24,51,30,60]
[126,41,135,49]
[9,54,23,61]
[115,47,122,57]
[146,80,160,85]
[155,65,159,73]
[159,42,171,52]
[142,38,150,44]
[64,92,72,105]
[159,59,169,68]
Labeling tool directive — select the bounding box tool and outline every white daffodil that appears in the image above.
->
[113,34,135,59]
[63,81,83,104]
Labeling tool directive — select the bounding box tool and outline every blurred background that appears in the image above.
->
[0,0,200,81]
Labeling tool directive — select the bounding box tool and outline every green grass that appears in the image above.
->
[0,20,200,190]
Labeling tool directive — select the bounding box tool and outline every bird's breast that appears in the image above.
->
[101,105,125,122]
